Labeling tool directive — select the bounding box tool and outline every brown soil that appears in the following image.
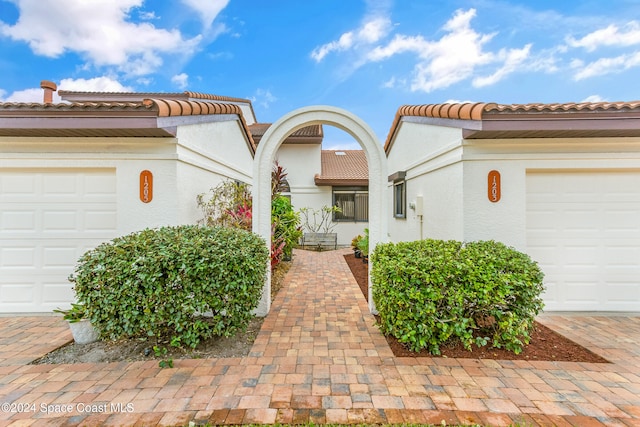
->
[32,260,292,365]
[344,253,609,363]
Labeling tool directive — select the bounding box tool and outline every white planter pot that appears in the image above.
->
[68,320,99,344]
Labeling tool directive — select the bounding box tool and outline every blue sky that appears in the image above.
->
[1,0,640,147]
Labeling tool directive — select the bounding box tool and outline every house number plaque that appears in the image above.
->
[488,170,501,203]
[140,170,153,203]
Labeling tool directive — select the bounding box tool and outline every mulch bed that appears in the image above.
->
[344,253,609,363]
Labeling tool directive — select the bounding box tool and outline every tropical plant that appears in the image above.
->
[53,303,88,323]
[271,160,290,198]
[356,228,369,256]
[272,195,302,263]
[351,234,363,250]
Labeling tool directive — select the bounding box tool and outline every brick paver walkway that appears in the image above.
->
[0,248,639,426]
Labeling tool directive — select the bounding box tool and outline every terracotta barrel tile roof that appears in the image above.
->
[385,100,640,152]
[314,150,368,186]
[142,98,243,117]
[0,99,257,153]
[0,100,151,111]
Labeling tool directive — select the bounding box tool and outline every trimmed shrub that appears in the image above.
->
[371,239,544,355]
[70,225,269,349]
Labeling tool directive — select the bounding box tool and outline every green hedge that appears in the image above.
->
[70,225,268,349]
[371,239,545,355]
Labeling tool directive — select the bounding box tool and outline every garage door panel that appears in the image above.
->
[85,209,118,231]
[1,210,36,231]
[605,283,640,301]
[43,174,78,195]
[0,174,36,194]
[42,282,75,306]
[42,210,79,231]
[564,210,601,230]
[565,282,599,303]
[527,170,640,311]
[0,282,35,304]
[0,247,36,268]
[43,246,79,268]
[604,247,639,264]
[563,245,599,264]
[84,174,118,196]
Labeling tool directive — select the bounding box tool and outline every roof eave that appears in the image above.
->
[0,116,175,137]
[314,177,369,186]
[462,116,640,139]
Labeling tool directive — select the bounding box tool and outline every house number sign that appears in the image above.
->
[140,170,153,203]
[488,170,501,203]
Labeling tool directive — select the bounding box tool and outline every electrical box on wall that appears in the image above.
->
[415,195,424,216]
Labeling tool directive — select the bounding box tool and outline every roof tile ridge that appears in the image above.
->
[0,100,149,111]
[183,91,252,104]
[143,98,244,117]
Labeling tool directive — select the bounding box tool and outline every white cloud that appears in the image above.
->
[444,98,476,104]
[250,89,277,109]
[382,76,396,88]
[582,95,607,102]
[58,76,133,92]
[0,88,43,103]
[473,44,532,87]
[566,21,640,52]
[180,0,229,29]
[171,73,189,89]
[572,51,640,80]
[366,9,527,93]
[0,0,201,76]
[311,16,391,62]
[0,76,132,103]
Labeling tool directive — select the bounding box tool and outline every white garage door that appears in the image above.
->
[0,169,117,313]
[526,170,640,311]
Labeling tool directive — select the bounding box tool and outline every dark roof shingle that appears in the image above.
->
[249,123,323,144]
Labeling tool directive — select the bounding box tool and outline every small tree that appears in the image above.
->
[298,205,342,234]
[196,180,252,231]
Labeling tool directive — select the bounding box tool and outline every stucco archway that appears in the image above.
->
[252,105,387,315]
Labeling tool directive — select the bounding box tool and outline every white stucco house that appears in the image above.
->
[384,101,640,312]
[0,82,370,313]
[2,81,639,314]
[0,82,258,313]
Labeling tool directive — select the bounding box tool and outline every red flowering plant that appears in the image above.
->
[226,201,252,231]
[197,161,301,271]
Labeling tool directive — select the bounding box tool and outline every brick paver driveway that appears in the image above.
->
[0,248,639,426]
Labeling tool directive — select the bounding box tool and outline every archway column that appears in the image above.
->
[252,105,387,316]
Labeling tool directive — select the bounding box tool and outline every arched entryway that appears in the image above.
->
[252,105,387,315]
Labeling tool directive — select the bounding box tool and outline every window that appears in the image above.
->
[388,171,407,219]
[393,181,406,218]
[333,187,368,222]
